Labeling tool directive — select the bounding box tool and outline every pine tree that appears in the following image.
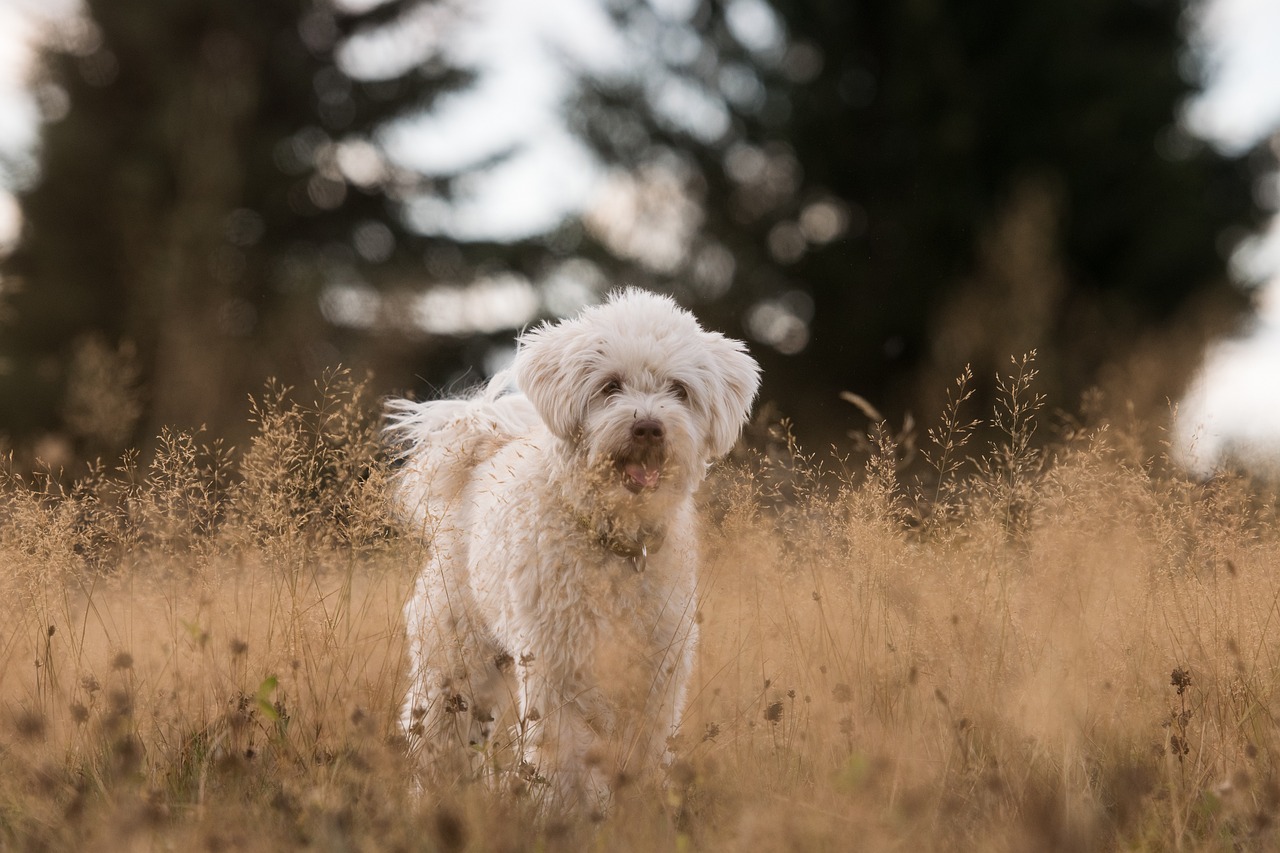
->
[0,0,472,454]
[574,0,1263,439]
[3,0,1264,458]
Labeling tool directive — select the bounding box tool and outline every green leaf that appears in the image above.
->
[255,675,280,721]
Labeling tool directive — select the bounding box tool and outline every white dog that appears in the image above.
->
[385,289,759,809]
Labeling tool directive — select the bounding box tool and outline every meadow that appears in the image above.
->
[2,361,1279,851]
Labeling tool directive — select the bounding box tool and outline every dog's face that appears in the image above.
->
[515,289,760,500]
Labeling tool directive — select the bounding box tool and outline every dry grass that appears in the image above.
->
[3,360,1280,851]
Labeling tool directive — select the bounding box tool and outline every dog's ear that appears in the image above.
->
[514,319,591,442]
[700,332,761,459]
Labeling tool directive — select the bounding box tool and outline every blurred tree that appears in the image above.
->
[572,0,1264,443]
[0,0,482,456]
[2,0,1266,461]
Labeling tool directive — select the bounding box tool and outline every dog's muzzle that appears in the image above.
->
[617,418,666,494]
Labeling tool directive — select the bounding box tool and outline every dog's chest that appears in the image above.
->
[536,546,661,628]
[484,541,675,670]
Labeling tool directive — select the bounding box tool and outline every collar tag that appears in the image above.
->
[579,511,663,572]
[632,542,648,573]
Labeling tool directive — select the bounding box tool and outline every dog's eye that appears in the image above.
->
[602,378,623,397]
[670,381,689,402]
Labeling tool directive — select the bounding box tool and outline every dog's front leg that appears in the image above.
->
[632,615,698,773]
[403,565,514,786]
[516,661,613,813]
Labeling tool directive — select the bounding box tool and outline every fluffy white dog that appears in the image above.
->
[385,289,759,809]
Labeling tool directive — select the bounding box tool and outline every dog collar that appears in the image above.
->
[602,526,665,573]
[580,515,666,573]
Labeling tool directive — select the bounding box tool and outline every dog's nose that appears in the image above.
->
[631,419,665,444]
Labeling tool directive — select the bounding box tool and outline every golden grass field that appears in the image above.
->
[3,363,1280,851]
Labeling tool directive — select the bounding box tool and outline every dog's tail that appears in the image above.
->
[384,370,540,532]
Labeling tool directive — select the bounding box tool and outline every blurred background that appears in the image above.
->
[0,0,1278,472]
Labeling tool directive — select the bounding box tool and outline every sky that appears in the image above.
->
[1183,0,1280,152]
[344,0,629,241]
[0,0,1279,470]
[1175,0,1280,471]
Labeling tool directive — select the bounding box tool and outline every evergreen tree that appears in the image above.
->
[574,0,1264,439]
[2,0,1265,459]
[0,0,474,454]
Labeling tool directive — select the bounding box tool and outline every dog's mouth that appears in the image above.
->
[616,450,665,494]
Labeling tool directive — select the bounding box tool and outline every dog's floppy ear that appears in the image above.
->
[514,318,592,442]
[700,332,761,459]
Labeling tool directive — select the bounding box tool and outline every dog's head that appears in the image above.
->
[515,289,760,498]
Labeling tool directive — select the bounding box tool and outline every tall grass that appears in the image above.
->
[3,361,1280,851]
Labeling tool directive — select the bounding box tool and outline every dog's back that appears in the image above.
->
[384,370,540,533]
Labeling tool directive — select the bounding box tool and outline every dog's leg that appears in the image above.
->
[515,661,614,813]
[403,561,512,786]
[626,613,698,775]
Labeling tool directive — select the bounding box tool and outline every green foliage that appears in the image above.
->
[2,0,1265,465]
[0,0,472,451]
[578,0,1264,445]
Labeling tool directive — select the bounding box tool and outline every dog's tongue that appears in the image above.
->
[624,463,661,490]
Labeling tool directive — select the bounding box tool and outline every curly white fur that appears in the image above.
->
[386,289,759,810]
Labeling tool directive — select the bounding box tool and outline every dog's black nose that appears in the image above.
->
[631,419,665,444]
